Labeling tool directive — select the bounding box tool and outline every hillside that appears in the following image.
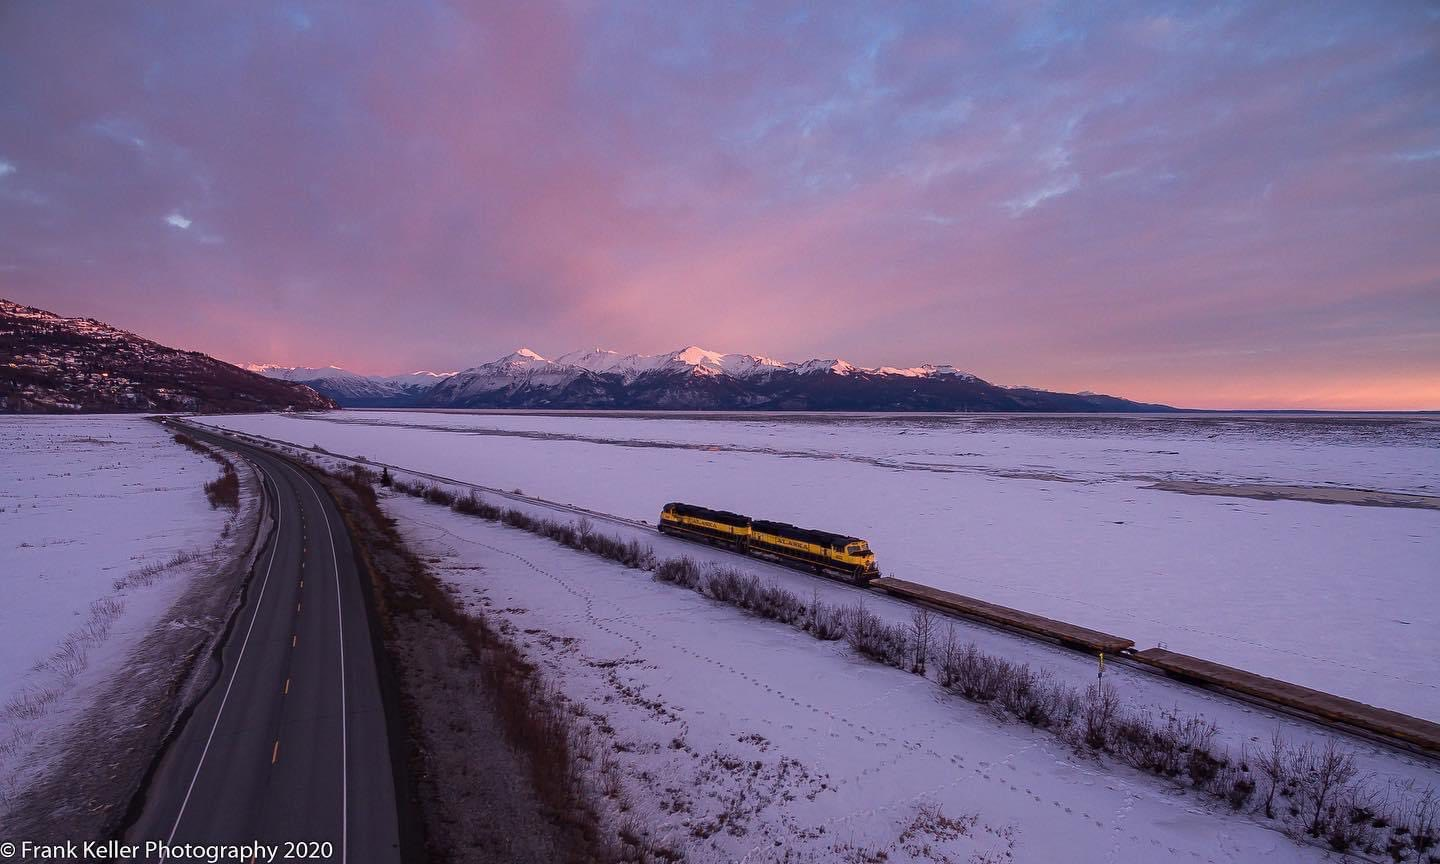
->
[0,299,336,413]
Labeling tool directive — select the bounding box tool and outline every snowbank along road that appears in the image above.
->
[125,422,400,863]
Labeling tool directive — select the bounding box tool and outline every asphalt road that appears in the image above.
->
[126,423,400,863]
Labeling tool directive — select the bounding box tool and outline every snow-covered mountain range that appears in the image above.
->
[242,364,455,406]
[249,346,1172,412]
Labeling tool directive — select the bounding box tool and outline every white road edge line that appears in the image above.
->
[290,464,349,864]
[165,458,282,848]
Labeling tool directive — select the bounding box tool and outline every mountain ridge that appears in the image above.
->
[241,363,453,405]
[253,346,1175,412]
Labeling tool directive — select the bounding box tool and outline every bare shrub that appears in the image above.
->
[908,608,934,675]
[701,568,748,604]
[453,492,500,519]
[935,624,962,689]
[171,432,211,456]
[1080,681,1121,750]
[423,484,457,506]
[843,603,909,669]
[653,557,702,590]
[1212,754,1257,812]
[804,594,847,641]
[1043,683,1084,731]
[1325,784,1383,854]
[998,665,1055,727]
[1292,738,1359,838]
[599,749,624,799]
[1255,726,1290,819]
[203,464,240,510]
[391,478,424,496]
[1404,785,1438,858]
[755,581,806,625]
[344,464,378,487]
[947,644,1008,703]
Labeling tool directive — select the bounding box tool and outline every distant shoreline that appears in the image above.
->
[349,407,1440,422]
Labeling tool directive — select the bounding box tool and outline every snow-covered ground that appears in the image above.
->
[0,416,238,806]
[381,488,1395,862]
[197,410,1440,722]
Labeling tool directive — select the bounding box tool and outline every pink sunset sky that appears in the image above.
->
[1,3,1436,410]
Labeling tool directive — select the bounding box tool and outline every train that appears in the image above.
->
[658,502,879,584]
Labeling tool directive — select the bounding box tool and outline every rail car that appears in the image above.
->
[657,502,879,584]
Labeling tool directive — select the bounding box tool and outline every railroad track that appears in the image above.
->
[183,420,1440,761]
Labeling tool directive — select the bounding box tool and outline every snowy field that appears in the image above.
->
[382,488,1389,862]
[198,410,1440,722]
[0,416,236,805]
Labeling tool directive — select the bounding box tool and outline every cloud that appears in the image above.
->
[0,160,14,179]
[1006,173,1081,215]
[164,212,192,230]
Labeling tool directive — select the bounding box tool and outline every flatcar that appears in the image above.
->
[658,502,879,584]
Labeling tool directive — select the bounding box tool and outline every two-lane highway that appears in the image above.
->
[127,423,400,863]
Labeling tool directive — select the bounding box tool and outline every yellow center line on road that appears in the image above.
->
[297,601,303,613]
[271,740,280,764]
[292,634,297,648]
[284,678,290,695]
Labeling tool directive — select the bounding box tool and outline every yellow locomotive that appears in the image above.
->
[658,502,879,584]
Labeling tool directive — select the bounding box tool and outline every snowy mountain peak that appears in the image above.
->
[485,349,556,372]
[794,358,856,375]
[554,347,628,372]
[674,345,720,365]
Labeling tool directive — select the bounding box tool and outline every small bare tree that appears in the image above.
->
[936,623,962,688]
[909,608,934,675]
[1295,737,1358,837]
[1408,784,1439,857]
[1254,726,1289,819]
